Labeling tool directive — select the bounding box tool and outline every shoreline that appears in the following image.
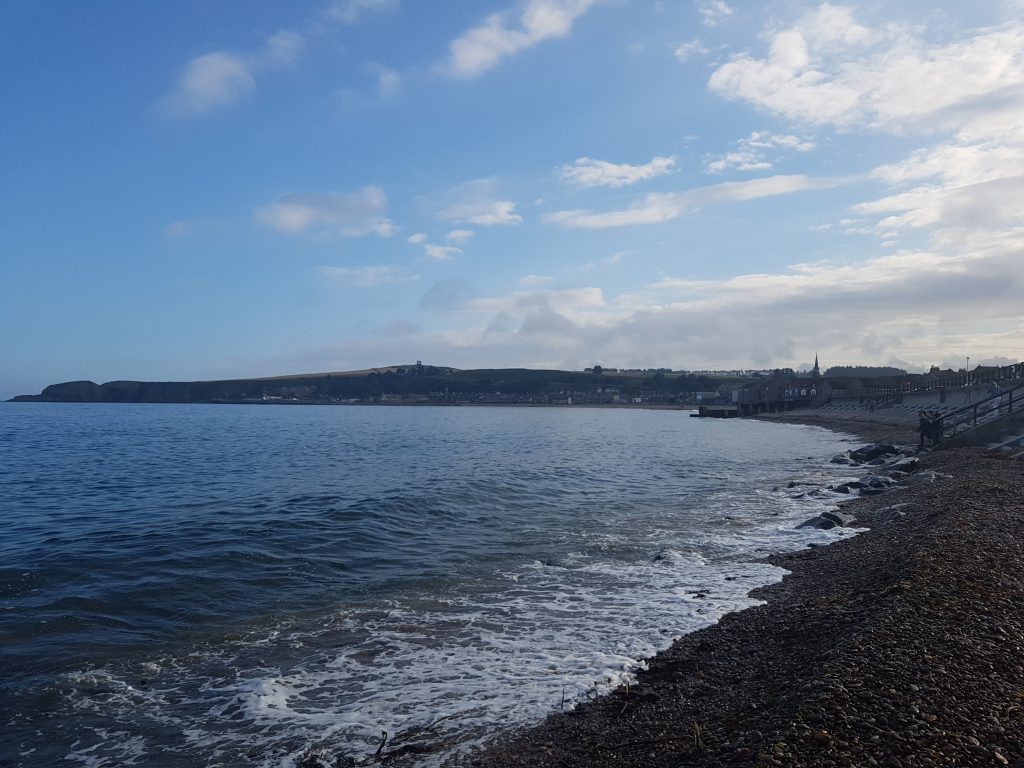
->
[465,413,1024,767]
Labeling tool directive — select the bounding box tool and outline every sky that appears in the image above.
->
[2,0,1023,398]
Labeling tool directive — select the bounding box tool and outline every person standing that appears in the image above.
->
[988,382,1004,416]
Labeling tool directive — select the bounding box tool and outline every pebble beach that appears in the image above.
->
[467,413,1024,768]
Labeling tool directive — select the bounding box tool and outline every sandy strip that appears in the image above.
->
[465,414,1024,768]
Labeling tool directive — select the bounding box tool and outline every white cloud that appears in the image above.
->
[320,265,418,287]
[446,229,475,242]
[704,152,772,174]
[325,0,398,24]
[674,39,709,62]
[832,68,1024,244]
[442,0,597,79]
[160,52,256,117]
[559,155,676,188]
[159,29,305,118]
[438,179,523,226]
[257,186,395,237]
[263,30,304,67]
[161,0,396,118]
[853,176,1024,233]
[698,0,734,27]
[708,6,1024,133]
[705,131,815,173]
[872,140,1024,188]
[745,131,816,152]
[442,199,522,226]
[424,244,462,261]
[407,233,428,244]
[546,174,845,228]
[545,194,682,229]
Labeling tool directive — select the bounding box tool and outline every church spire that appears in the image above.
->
[812,353,820,378]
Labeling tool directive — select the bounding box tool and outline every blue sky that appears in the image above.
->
[3,0,1023,398]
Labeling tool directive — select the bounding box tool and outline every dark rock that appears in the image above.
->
[859,487,887,495]
[821,510,857,527]
[887,456,921,473]
[882,509,906,525]
[850,444,899,462]
[798,515,837,530]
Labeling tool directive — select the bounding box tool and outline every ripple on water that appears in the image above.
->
[0,402,861,767]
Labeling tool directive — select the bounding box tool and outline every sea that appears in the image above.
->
[0,402,863,767]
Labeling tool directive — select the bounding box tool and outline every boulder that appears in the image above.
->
[821,510,857,527]
[882,509,907,525]
[798,511,857,530]
[850,444,899,462]
[830,454,855,465]
[886,456,921,473]
[901,470,945,486]
[879,503,914,525]
[797,515,836,530]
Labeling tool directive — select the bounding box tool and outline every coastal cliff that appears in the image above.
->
[8,366,740,405]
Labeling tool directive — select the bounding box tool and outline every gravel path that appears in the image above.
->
[465,414,1024,768]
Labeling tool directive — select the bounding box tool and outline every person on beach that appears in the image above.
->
[918,411,929,450]
[988,382,1003,416]
[918,410,941,450]
[927,411,943,446]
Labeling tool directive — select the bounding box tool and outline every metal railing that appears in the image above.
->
[935,380,1024,440]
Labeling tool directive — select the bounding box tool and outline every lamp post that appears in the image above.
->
[966,356,970,386]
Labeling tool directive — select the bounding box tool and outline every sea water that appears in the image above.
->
[0,402,862,767]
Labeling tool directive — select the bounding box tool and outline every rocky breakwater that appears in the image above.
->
[795,443,948,532]
[468,447,1024,768]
